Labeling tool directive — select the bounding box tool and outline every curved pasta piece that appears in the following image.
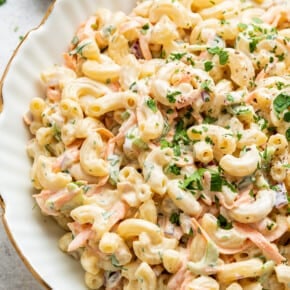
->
[133,232,177,265]
[117,218,163,243]
[219,145,261,177]
[82,60,121,83]
[135,262,157,290]
[187,124,236,158]
[143,164,171,196]
[226,48,255,88]
[137,98,164,141]
[40,65,76,88]
[236,128,267,149]
[201,213,247,250]
[234,223,286,264]
[150,15,179,45]
[227,189,276,223]
[71,201,126,240]
[149,0,194,28]
[167,180,202,216]
[199,1,239,20]
[79,132,109,177]
[186,276,219,290]
[62,77,111,100]
[216,258,274,283]
[191,0,224,9]
[87,92,137,117]
[36,155,72,191]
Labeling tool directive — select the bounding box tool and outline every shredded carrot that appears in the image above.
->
[33,190,58,216]
[234,222,286,264]
[191,218,250,255]
[175,90,200,110]
[67,223,92,252]
[63,52,77,71]
[107,201,127,225]
[168,263,188,290]
[53,147,80,172]
[114,111,137,142]
[255,69,266,82]
[219,187,253,210]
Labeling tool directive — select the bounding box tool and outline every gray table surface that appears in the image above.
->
[0,1,50,289]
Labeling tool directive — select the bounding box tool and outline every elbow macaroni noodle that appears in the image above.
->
[25,0,290,289]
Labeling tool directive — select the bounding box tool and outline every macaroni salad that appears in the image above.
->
[24,0,290,289]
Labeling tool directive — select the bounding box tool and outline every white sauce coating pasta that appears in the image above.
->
[24,0,290,289]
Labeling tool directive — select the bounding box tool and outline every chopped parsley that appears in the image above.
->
[129,81,138,93]
[226,94,234,103]
[249,38,259,53]
[69,42,90,56]
[121,110,130,120]
[277,53,285,62]
[146,98,158,113]
[210,171,223,192]
[237,23,248,31]
[169,52,187,61]
[204,61,214,72]
[167,164,181,175]
[273,93,290,118]
[166,90,181,103]
[140,23,150,34]
[52,123,62,142]
[174,120,190,144]
[179,168,206,193]
[169,212,180,226]
[236,132,243,141]
[283,111,290,122]
[252,17,263,24]
[71,36,79,45]
[160,139,171,149]
[203,116,217,124]
[207,46,229,65]
[201,80,212,92]
[205,136,214,145]
[217,214,232,230]
[111,254,122,268]
[286,128,290,141]
[132,138,149,150]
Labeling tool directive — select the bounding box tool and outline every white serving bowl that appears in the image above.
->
[0,0,135,289]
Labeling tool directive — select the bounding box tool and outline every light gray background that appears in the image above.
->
[0,1,50,289]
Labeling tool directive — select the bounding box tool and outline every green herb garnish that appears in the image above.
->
[217,214,232,230]
[169,212,180,226]
[273,93,290,117]
[71,36,79,45]
[166,91,181,103]
[146,98,157,113]
[210,171,222,192]
[201,80,212,92]
[167,164,181,175]
[204,61,214,72]
[207,47,229,65]
[169,52,187,61]
[141,23,150,35]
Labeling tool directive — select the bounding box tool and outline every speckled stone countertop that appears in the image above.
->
[0,1,50,289]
